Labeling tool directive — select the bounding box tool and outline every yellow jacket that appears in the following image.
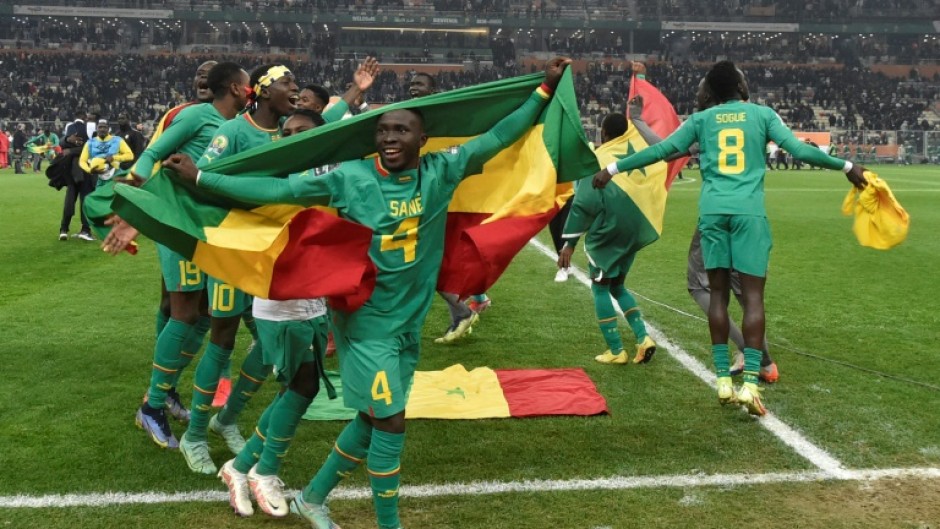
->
[841,171,909,250]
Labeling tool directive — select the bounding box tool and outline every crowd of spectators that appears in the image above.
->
[1,48,936,143]
[14,0,937,20]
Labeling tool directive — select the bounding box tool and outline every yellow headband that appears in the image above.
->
[253,65,292,96]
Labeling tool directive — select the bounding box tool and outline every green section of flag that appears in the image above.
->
[112,69,597,260]
[202,69,597,182]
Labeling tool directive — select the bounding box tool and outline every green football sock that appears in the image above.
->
[368,430,405,529]
[243,314,259,340]
[743,347,762,385]
[172,316,211,387]
[303,415,373,505]
[712,344,731,378]
[470,294,488,303]
[611,283,648,342]
[147,319,193,409]
[215,342,270,426]
[155,308,169,339]
[186,342,232,442]
[233,392,280,474]
[254,390,313,476]
[592,283,623,353]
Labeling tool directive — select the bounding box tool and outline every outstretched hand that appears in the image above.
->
[354,57,380,92]
[543,56,572,92]
[101,215,139,256]
[847,165,868,190]
[162,154,199,184]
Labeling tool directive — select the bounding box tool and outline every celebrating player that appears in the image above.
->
[163,56,573,529]
[592,61,867,416]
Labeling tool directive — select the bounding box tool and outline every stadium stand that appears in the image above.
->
[0,1,938,161]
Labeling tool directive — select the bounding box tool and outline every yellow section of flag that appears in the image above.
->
[594,129,670,235]
[405,364,511,419]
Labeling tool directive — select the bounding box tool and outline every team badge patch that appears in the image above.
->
[206,135,229,158]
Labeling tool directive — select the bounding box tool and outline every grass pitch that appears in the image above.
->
[1,165,938,528]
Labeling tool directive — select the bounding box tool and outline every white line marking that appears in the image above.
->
[3,467,938,508]
[4,239,938,511]
[528,238,851,477]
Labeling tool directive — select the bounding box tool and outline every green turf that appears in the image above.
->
[1,165,938,527]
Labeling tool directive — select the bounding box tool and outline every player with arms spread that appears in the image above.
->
[163,56,572,529]
[592,61,867,416]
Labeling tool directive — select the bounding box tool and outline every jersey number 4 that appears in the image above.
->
[380,217,420,263]
[718,128,745,174]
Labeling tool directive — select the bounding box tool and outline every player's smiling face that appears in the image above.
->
[408,75,434,99]
[297,88,325,112]
[264,74,300,117]
[194,61,217,103]
[375,110,427,172]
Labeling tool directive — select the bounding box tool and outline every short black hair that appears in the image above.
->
[303,84,331,107]
[601,113,628,139]
[286,108,326,128]
[207,62,244,97]
[705,60,742,102]
[412,72,436,89]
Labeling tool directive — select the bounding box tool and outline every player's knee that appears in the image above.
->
[289,362,320,399]
[371,411,406,434]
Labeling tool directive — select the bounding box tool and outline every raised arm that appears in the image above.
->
[456,57,571,179]
[338,57,379,112]
[594,118,697,188]
[163,153,330,207]
[768,110,866,188]
[130,111,199,181]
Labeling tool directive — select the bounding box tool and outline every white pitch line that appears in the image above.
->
[4,467,939,509]
[528,238,851,478]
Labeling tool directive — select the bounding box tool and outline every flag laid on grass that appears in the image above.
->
[112,70,597,301]
[588,75,686,247]
[303,364,609,421]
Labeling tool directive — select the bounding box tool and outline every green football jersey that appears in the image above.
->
[132,103,226,179]
[613,100,848,217]
[562,183,647,277]
[286,156,462,338]
[198,112,280,168]
[198,90,551,339]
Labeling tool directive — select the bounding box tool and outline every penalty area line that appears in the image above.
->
[3,468,939,509]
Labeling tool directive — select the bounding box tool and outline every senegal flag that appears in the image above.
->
[113,70,597,302]
[591,75,685,244]
[304,364,609,421]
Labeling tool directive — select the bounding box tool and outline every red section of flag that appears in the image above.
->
[269,209,376,312]
[628,76,689,191]
[494,368,609,417]
[437,208,561,297]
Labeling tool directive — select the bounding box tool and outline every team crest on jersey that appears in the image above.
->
[206,135,228,158]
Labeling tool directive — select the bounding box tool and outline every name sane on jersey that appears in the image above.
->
[389,196,423,217]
